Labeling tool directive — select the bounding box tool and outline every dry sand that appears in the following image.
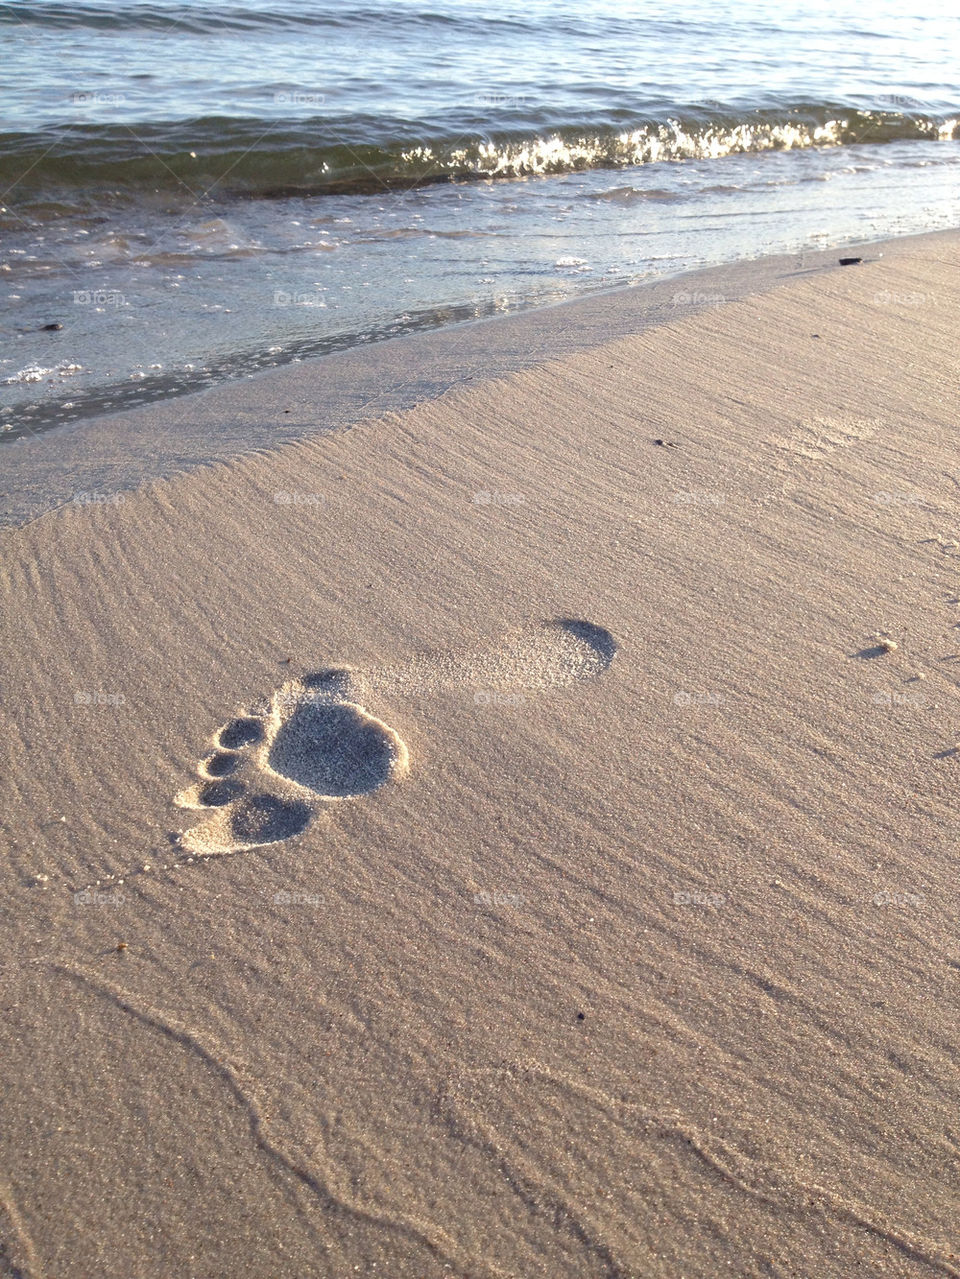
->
[2,231,959,1278]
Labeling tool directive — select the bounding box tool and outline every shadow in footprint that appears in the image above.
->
[302,667,357,696]
[219,717,263,749]
[554,618,617,667]
[203,751,240,778]
[228,794,312,845]
[268,699,402,798]
[196,779,243,807]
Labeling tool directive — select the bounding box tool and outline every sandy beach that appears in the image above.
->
[2,230,960,1277]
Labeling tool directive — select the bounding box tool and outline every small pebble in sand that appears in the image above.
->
[115,942,127,952]
[576,1011,586,1021]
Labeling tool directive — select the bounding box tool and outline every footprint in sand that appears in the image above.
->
[175,669,407,854]
[175,619,615,855]
[764,414,879,463]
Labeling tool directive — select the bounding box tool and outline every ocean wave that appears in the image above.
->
[0,1,523,34]
[0,1,789,41]
[0,108,956,215]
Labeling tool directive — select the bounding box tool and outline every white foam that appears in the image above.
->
[3,361,83,385]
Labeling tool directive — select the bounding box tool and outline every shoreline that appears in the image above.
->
[4,137,959,451]
[3,223,957,529]
[2,226,960,1277]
